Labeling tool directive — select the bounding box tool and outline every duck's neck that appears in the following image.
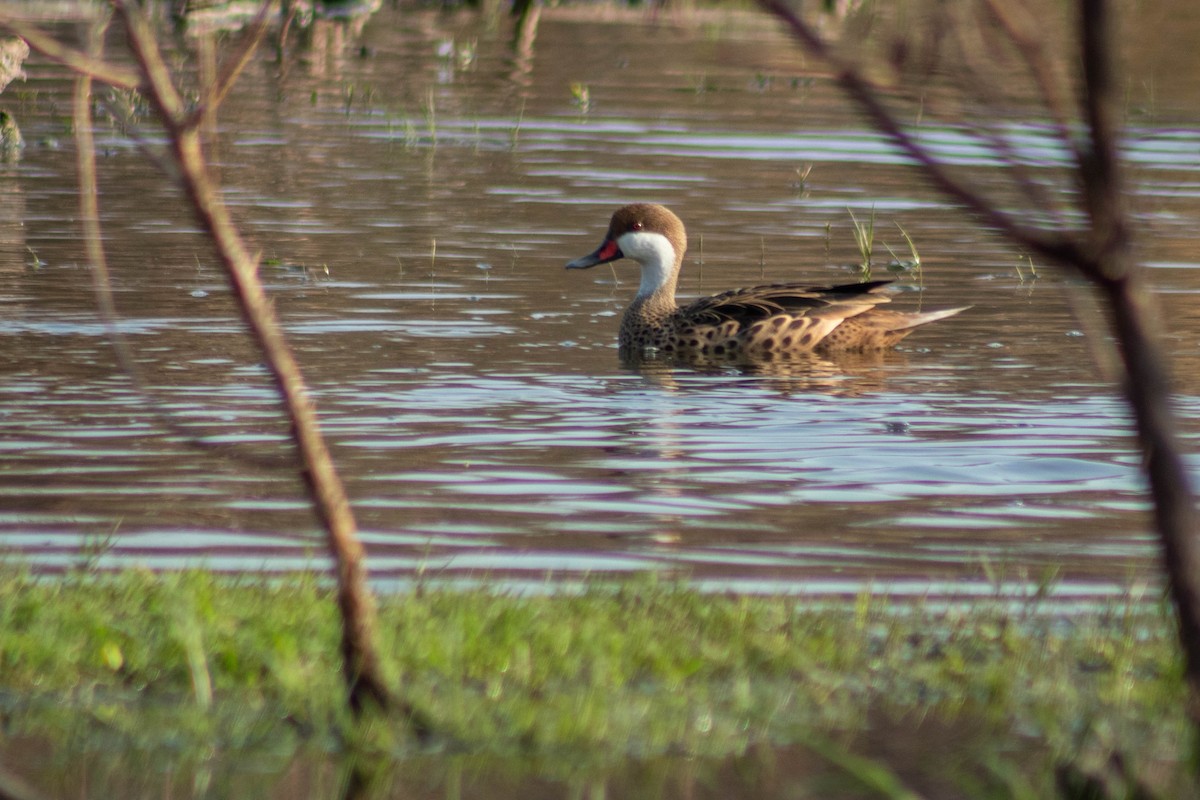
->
[628,235,682,316]
[622,266,679,351]
[626,270,677,332]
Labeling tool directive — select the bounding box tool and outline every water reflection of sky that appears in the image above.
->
[3,4,1199,596]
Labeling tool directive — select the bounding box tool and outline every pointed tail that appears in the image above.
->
[894,306,971,331]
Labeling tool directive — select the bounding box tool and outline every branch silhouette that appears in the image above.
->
[759,0,1088,269]
[111,0,396,717]
[758,0,1200,723]
[2,1,419,724]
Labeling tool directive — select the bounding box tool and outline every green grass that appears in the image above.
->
[848,206,876,279]
[884,222,923,287]
[0,568,1193,797]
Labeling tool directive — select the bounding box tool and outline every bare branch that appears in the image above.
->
[73,27,293,470]
[114,0,186,126]
[187,0,276,129]
[1077,0,1128,272]
[111,0,399,717]
[1076,0,1200,719]
[940,24,1068,229]
[761,0,1200,727]
[979,0,1081,162]
[0,18,139,89]
[74,20,127,376]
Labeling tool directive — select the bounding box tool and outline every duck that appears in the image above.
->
[565,203,968,361]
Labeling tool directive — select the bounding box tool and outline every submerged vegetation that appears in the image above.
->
[0,567,1193,796]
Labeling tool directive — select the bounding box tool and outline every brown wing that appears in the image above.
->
[678,279,895,328]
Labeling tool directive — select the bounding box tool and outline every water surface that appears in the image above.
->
[3,2,1200,597]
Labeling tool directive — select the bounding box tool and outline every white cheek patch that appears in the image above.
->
[617,231,677,299]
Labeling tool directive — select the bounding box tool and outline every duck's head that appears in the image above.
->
[566,203,688,299]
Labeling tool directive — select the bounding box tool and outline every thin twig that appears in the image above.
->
[757,0,1086,269]
[1,18,139,90]
[979,0,1081,165]
[1078,0,1200,719]
[186,0,276,130]
[111,0,399,718]
[74,22,294,470]
[942,4,1068,226]
[1076,0,1127,272]
[74,19,125,375]
[117,1,185,125]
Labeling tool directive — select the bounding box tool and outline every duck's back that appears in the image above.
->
[620,280,965,359]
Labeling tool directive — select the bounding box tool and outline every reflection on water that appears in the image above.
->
[2,2,1200,596]
[6,729,1046,800]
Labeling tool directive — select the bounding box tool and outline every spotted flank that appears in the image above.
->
[566,203,968,361]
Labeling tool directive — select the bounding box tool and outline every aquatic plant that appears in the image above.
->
[792,162,813,197]
[570,81,590,114]
[509,96,525,149]
[424,87,437,146]
[847,206,875,280]
[1015,254,1039,284]
[884,222,923,288]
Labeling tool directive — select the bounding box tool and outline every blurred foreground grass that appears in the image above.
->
[0,567,1191,797]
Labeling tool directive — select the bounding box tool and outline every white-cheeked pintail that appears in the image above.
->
[566,203,968,361]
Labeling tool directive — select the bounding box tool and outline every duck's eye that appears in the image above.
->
[631,221,644,231]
